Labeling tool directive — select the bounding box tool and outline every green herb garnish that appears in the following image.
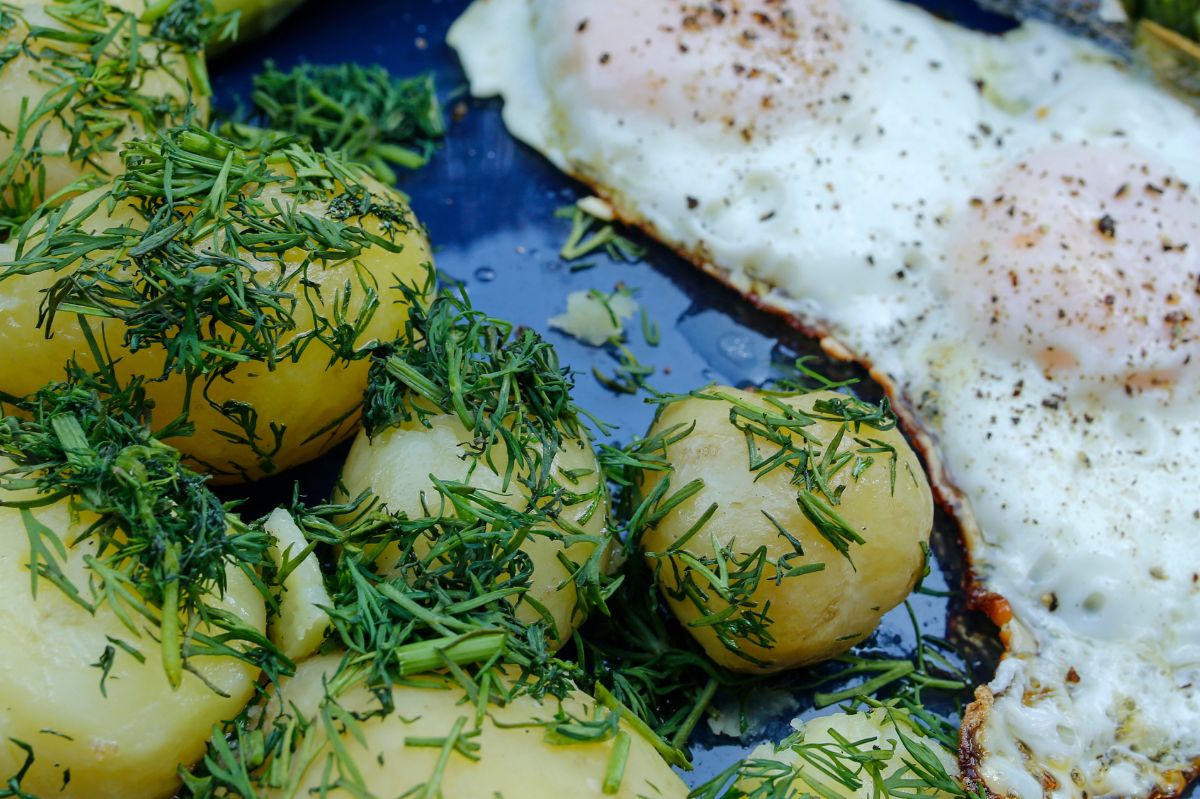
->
[1,123,428,478]
[250,61,444,183]
[0,358,284,689]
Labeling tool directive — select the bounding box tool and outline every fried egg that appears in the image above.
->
[449,1,1200,797]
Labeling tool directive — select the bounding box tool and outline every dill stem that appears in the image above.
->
[814,661,914,708]
[161,543,183,689]
[138,0,172,24]
[594,684,691,770]
[602,730,631,795]
[418,716,466,799]
[388,630,507,677]
[669,677,718,752]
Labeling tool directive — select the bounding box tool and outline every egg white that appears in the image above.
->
[450,1,1200,797]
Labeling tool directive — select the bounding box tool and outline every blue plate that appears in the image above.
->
[209,0,1023,789]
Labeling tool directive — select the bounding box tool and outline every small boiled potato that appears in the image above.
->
[0,465,265,799]
[638,387,933,672]
[338,412,610,648]
[261,654,690,799]
[0,0,203,214]
[737,709,960,798]
[263,508,332,662]
[0,157,432,483]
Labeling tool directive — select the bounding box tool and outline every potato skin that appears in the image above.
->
[0,0,203,211]
[0,473,265,799]
[639,387,933,672]
[262,654,690,799]
[338,412,610,648]
[0,175,432,483]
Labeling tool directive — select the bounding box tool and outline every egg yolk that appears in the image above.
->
[949,144,1200,390]
[538,0,857,139]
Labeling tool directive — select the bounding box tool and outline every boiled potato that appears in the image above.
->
[0,0,203,217]
[638,387,933,672]
[338,410,610,648]
[0,132,432,482]
[0,459,265,799]
[259,654,690,799]
[735,709,960,798]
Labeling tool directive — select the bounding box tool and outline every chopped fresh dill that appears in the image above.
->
[555,204,646,263]
[0,0,201,227]
[250,61,445,184]
[140,0,238,96]
[0,358,285,689]
[593,344,655,395]
[1,123,428,477]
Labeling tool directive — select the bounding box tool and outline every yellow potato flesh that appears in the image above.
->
[0,0,204,210]
[640,387,933,672]
[0,468,265,799]
[0,177,432,483]
[738,709,959,798]
[338,413,610,648]
[264,508,332,662]
[263,654,690,799]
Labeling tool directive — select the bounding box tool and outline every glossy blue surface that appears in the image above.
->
[210,0,1010,788]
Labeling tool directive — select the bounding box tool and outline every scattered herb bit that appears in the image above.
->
[593,344,655,395]
[555,204,646,262]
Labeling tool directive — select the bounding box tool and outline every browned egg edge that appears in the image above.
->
[553,176,1200,799]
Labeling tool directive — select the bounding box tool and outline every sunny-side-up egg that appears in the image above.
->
[450,2,1200,798]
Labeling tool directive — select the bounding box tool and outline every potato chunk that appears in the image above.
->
[338,411,610,648]
[0,0,203,217]
[0,131,432,483]
[259,654,690,799]
[0,478,265,799]
[264,508,332,662]
[638,387,933,672]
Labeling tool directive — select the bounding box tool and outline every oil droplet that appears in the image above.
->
[474,266,496,283]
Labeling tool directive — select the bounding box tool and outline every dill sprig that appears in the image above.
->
[0,0,200,227]
[555,204,646,262]
[250,61,444,184]
[0,359,284,689]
